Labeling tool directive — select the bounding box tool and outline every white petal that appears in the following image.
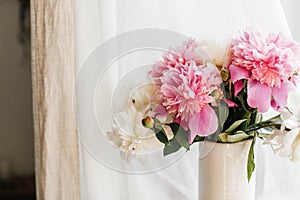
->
[281,109,293,121]
[291,133,300,162]
[284,117,300,129]
[287,90,300,119]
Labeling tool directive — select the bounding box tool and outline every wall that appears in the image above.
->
[0,0,34,175]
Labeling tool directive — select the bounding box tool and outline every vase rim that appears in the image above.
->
[199,139,253,146]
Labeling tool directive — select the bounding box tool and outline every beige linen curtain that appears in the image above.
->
[31,0,80,199]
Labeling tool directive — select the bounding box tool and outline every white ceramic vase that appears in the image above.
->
[198,140,256,200]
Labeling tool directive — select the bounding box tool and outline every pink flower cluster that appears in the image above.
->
[150,30,300,144]
[229,29,300,112]
[150,39,222,143]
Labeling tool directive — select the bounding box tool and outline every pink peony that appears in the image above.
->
[150,39,202,85]
[160,63,220,119]
[229,29,300,112]
[150,39,222,143]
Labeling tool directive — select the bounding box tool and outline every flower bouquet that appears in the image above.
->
[107,28,300,199]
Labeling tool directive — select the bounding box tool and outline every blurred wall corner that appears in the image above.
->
[0,0,35,199]
[0,0,34,177]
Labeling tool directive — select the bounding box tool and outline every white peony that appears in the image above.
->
[198,38,230,67]
[107,104,163,155]
[107,84,173,155]
[265,90,300,162]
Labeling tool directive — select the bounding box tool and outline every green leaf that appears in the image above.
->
[245,121,281,132]
[255,113,262,124]
[169,123,190,150]
[227,131,250,143]
[237,95,248,111]
[218,100,229,129]
[249,109,258,125]
[219,132,229,142]
[247,137,256,182]
[154,128,169,144]
[169,123,180,136]
[163,139,182,156]
[225,119,248,133]
[265,114,281,122]
[246,114,281,133]
[242,111,252,120]
[175,130,190,150]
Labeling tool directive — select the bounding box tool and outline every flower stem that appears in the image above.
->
[246,123,281,132]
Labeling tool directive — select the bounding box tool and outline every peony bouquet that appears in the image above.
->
[107,29,300,181]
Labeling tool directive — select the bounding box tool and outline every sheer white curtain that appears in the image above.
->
[281,0,300,41]
[75,0,300,199]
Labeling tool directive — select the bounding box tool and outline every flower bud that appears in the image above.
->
[221,70,229,81]
[142,116,154,128]
[211,88,223,100]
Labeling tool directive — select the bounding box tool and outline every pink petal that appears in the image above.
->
[271,81,295,111]
[188,105,218,143]
[225,99,238,107]
[247,80,272,112]
[234,80,244,96]
[154,104,167,115]
[229,65,250,83]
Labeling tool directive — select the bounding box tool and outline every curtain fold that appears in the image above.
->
[31,0,80,199]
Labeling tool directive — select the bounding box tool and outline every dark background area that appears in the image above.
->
[0,0,35,199]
